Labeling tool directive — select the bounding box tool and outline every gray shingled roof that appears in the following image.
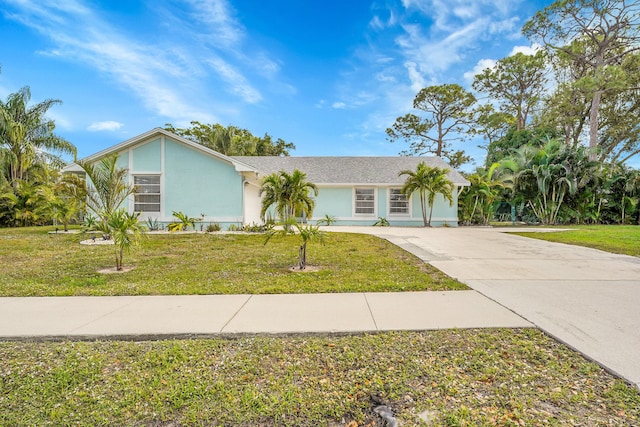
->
[231,156,470,186]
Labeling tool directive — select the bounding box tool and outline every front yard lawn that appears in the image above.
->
[0,226,466,296]
[511,225,640,257]
[1,330,639,426]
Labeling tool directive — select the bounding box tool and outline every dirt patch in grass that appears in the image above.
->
[97,266,135,274]
[289,265,322,272]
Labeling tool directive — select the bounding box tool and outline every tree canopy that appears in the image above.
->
[0,86,76,187]
[165,122,295,156]
[386,84,476,168]
[523,0,640,154]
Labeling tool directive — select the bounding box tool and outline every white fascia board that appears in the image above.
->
[61,163,84,173]
[70,127,258,174]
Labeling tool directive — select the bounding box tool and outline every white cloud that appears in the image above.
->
[463,44,542,85]
[404,61,426,92]
[463,58,497,84]
[370,15,385,30]
[509,44,542,56]
[393,0,527,81]
[207,57,262,104]
[2,0,274,125]
[87,121,123,131]
[183,0,245,47]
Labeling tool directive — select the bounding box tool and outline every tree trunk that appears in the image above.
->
[588,89,603,159]
[299,243,306,270]
[116,247,123,271]
[420,192,428,226]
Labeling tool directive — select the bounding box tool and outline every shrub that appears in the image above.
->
[206,223,221,232]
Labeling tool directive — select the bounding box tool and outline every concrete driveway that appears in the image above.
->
[331,226,640,389]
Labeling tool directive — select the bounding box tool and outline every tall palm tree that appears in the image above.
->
[260,169,318,223]
[76,154,134,222]
[0,87,76,187]
[399,162,454,227]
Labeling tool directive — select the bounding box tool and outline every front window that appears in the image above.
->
[389,188,409,215]
[134,175,160,212]
[355,188,375,215]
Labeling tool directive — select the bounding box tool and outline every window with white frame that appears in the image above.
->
[354,188,375,215]
[134,175,160,212]
[389,188,409,215]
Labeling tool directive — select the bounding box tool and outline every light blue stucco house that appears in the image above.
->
[65,128,470,227]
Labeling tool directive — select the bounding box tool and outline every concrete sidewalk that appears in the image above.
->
[0,291,531,340]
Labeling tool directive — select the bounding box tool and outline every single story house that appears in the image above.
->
[64,128,470,227]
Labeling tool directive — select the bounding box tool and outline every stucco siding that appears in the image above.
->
[313,187,352,218]
[132,138,161,172]
[163,138,243,220]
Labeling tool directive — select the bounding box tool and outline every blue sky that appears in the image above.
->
[0,0,552,170]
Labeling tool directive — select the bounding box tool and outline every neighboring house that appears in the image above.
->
[64,128,470,227]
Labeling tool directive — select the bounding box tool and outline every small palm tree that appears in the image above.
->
[168,210,197,231]
[107,209,146,271]
[399,162,454,227]
[265,219,326,270]
[317,213,337,226]
[260,169,318,225]
[49,196,80,232]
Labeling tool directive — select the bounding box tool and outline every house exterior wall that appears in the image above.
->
[307,185,460,227]
[107,135,244,227]
[314,187,352,218]
[163,138,243,223]
[132,138,161,172]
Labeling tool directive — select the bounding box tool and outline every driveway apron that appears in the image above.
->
[335,226,640,389]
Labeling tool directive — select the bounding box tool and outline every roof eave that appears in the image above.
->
[68,128,258,173]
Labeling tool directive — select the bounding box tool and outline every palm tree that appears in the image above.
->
[0,179,50,226]
[260,169,318,224]
[77,154,134,223]
[460,162,510,225]
[264,219,326,270]
[48,172,85,231]
[399,162,454,226]
[107,209,146,271]
[168,210,197,231]
[0,87,76,187]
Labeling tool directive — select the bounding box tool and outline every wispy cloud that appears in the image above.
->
[207,57,262,103]
[87,121,123,131]
[1,0,274,126]
[332,0,529,154]
[183,0,245,47]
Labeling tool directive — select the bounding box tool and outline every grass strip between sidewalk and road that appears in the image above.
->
[0,226,466,296]
[2,329,639,426]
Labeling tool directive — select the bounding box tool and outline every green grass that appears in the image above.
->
[511,225,640,257]
[1,330,639,426]
[0,226,466,296]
